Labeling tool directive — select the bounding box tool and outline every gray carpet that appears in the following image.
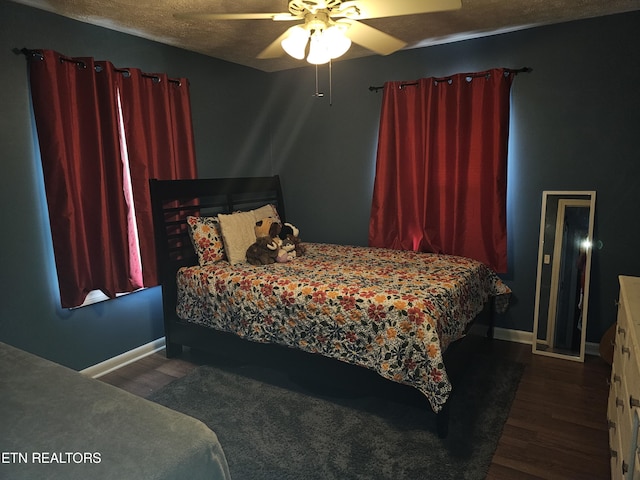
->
[149,351,523,480]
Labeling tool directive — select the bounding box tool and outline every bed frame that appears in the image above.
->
[149,176,287,358]
[149,175,494,438]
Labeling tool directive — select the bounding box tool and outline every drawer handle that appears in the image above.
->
[631,396,640,408]
[623,461,629,474]
[613,374,622,384]
[611,448,618,459]
[618,326,627,337]
[622,345,631,357]
[617,397,625,410]
[608,419,617,431]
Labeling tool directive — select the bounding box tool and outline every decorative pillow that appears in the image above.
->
[186,216,226,265]
[217,211,261,265]
[217,204,280,265]
[251,204,280,222]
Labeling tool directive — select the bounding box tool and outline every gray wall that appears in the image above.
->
[2,0,639,369]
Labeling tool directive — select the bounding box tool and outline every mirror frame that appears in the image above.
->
[532,190,596,362]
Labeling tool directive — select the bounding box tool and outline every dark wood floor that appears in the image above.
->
[99,336,612,480]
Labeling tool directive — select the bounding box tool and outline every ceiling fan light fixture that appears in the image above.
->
[281,25,309,60]
[305,25,351,65]
[306,30,331,65]
[322,24,351,59]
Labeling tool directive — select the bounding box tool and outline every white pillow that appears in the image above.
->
[252,204,279,222]
[217,211,259,265]
[217,204,280,265]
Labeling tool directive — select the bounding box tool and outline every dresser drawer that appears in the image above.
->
[616,316,633,378]
[628,353,640,415]
[610,386,623,479]
[621,374,636,473]
[610,381,621,440]
[629,410,640,480]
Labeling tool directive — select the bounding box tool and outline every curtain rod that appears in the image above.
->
[14,47,183,86]
[368,67,532,92]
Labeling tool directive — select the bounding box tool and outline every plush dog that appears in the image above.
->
[279,222,306,258]
[246,217,282,266]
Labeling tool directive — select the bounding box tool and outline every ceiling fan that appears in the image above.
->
[176,0,462,65]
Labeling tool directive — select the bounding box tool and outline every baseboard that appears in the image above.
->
[492,326,533,344]
[470,324,601,357]
[469,324,532,344]
[80,337,166,379]
[585,341,600,357]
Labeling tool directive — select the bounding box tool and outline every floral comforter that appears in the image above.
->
[176,243,510,412]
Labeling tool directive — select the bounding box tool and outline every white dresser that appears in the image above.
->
[609,276,640,479]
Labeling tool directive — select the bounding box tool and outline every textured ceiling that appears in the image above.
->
[9,0,640,72]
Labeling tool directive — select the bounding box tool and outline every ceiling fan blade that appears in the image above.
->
[175,12,297,21]
[340,0,461,20]
[339,19,406,56]
[257,27,298,59]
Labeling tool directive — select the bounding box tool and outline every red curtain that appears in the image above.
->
[116,68,198,287]
[369,68,515,272]
[28,50,197,307]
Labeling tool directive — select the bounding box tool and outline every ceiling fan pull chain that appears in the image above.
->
[329,59,333,107]
[314,64,324,98]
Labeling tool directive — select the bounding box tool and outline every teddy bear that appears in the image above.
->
[279,222,306,258]
[246,217,282,265]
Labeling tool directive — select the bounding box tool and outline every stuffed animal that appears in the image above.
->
[255,216,280,239]
[276,238,296,263]
[246,217,282,265]
[279,222,306,257]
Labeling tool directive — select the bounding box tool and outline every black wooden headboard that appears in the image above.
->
[149,175,285,355]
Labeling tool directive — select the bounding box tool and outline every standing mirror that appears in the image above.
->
[532,191,596,362]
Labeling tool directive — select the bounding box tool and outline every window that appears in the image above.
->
[26,49,198,308]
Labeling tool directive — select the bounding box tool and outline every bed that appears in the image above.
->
[149,175,510,438]
[0,341,230,480]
